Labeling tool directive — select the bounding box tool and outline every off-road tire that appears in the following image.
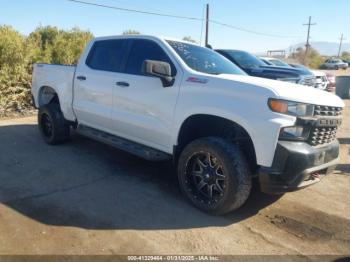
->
[38,103,70,145]
[177,137,252,215]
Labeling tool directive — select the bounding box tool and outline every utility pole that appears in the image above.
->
[338,33,345,57]
[303,16,316,64]
[205,4,209,47]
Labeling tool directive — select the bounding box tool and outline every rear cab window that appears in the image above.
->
[86,39,129,72]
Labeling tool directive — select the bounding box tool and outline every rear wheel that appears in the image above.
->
[177,137,252,215]
[335,65,339,70]
[38,104,70,145]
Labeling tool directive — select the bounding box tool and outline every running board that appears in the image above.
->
[77,125,171,161]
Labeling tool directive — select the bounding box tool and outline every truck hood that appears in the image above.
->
[249,65,311,76]
[218,74,345,108]
[311,70,326,77]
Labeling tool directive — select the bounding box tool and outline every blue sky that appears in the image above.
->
[1,0,349,52]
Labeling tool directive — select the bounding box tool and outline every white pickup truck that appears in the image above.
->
[32,35,344,214]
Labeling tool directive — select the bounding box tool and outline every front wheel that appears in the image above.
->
[177,137,252,215]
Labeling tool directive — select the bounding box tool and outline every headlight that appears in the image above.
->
[268,98,314,117]
[279,126,309,140]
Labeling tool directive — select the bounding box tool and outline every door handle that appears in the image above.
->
[77,75,86,81]
[116,81,130,87]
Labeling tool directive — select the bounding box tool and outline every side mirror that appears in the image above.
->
[142,60,174,87]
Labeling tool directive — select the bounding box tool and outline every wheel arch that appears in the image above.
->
[38,86,60,107]
[174,114,258,172]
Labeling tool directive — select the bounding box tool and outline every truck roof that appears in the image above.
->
[92,35,201,46]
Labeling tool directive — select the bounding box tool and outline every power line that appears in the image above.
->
[67,0,202,21]
[210,20,301,38]
[66,0,302,39]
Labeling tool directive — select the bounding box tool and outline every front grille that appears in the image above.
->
[308,126,338,146]
[306,105,343,146]
[299,76,315,87]
[314,105,342,116]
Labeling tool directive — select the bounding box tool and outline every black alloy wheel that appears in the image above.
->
[185,151,226,204]
[177,137,252,215]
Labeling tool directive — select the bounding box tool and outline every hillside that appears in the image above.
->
[289,41,350,56]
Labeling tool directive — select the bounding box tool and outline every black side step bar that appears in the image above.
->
[77,125,171,161]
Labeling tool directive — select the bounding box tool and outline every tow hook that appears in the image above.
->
[305,172,321,181]
[310,173,320,179]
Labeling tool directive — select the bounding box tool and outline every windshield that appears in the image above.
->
[167,41,245,75]
[221,50,266,69]
[269,59,290,67]
[261,59,274,65]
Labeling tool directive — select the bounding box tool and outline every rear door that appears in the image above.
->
[111,39,182,151]
[73,39,130,132]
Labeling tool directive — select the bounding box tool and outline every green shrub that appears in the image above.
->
[0,26,32,111]
[0,25,93,113]
[342,51,350,60]
[289,47,324,69]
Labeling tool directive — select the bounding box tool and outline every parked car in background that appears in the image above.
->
[216,49,316,87]
[289,63,312,73]
[326,72,336,92]
[321,59,348,70]
[290,64,329,91]
[342,59,350,66]
[311,70,329,91]
[260,57,274,66]
[260,57,291,67]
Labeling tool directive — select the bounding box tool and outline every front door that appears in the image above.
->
[111,39,181,152]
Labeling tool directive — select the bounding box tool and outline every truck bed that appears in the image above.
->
[31,63,76,121]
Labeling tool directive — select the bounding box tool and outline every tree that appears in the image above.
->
[341,51,350,60]
[0,25,32,111]
[28,26,60,63]
[28,26,93,65]
[182,36,197,43]
[289,46,324,69]
[0,25,93,113]
[122,29,140,35]
[51,28,93,65]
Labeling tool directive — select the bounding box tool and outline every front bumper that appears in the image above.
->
[259,140,339,194]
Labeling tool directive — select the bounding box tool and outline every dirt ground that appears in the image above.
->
[321,67,350,76]
[0,101,349,257]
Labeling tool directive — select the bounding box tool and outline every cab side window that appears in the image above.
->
[126,39,176,76]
